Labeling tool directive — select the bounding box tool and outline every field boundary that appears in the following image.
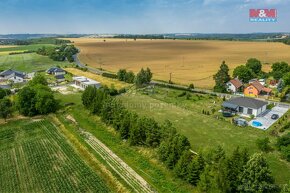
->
[81,128,156,193]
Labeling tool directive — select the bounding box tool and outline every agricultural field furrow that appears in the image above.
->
[83,131,155,193]
[0,120,110,193]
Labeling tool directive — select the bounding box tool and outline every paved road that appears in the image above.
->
[73,54,103,75]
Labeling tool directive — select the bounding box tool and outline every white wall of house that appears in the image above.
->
[54,71,66,76]
[239,105,267,117]
[226,82,237,93]
[8,76,24,83]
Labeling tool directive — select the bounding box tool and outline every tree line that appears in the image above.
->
[117,68,152,87]
[81,85,279,192]
[37,44,78,62]
[213,58,290,93]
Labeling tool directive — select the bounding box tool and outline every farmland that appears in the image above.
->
[0,119,110,192]
[66,38,290,88]
[0,44,54,54]
[0,53,73,72]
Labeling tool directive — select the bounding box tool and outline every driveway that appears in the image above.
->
[249,104,289,130]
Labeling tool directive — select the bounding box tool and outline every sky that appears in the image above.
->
[0,0,289,34]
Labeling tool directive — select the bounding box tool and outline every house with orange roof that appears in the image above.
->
[226,78,243,93]
[244,80,272,97]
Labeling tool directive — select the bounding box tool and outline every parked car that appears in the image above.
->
[271,114,279,120]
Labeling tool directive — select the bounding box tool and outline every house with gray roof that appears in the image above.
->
[47,67,66,76]
[222,97,268,117]
[0,69,26,83]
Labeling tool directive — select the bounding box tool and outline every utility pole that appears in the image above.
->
[169,72,172,83]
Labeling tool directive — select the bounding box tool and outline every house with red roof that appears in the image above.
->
[226,78,243,93]
[244,80,272,97]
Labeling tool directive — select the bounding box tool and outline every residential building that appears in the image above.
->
[222,97,268,117]
[73,76,101,90]
[47,67,66,75]
[226,78,243,93]
[55,74,65,82]
[244,80,272,97]
[0,69,26,83]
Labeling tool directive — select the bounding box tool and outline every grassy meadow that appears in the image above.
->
[66,38,290,88]
[0,53,73,72]
[0,44,54,53]
[0,119,110,192]
[117,87,290,184]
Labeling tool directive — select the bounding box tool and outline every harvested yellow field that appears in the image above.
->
[67,38,290,88]
[65,68,130,89]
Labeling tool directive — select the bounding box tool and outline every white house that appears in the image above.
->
[226,78,243,93]
[222,97,268,117]
[0,69,26,83]
[47,67,66,76]
[73,76,101,90]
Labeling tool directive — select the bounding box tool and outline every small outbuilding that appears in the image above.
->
[222,97,268,117]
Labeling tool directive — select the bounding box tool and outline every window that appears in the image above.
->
[239,107,243,112]
[247,108,253,115]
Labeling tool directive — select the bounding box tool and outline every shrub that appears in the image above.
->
[102,72,118,79]
[256,137,271,152]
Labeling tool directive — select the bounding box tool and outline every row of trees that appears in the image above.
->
[37,44,78,62]
[117,69,135,83]
[117,68,152,87]
[81,86,278,192]
[213,58,290,93]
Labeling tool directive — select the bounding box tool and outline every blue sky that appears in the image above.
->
[0,0,289,34]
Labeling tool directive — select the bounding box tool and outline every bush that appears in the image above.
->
[178,91,187,97]
[188,83,194,89]
[256,137,271,152]
[102,72,118,79]
[281,145,290,161]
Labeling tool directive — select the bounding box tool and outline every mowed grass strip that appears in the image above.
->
[0,119,110,193]
[0,53,73,72]
[65,68,131,89]
[66,38,290,88]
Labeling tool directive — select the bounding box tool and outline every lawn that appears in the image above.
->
[0,53,74,72]
[0,119,110,192]
[117,88,290,184]
[66,38,290,88]
[0,44,54,53]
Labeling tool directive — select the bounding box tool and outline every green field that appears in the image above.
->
[0,119,110,192]
[0,53,73,72]
[0,44,54,53]
[117,87,290,184]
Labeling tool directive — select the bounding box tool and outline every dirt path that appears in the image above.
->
[80,129,156,193]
